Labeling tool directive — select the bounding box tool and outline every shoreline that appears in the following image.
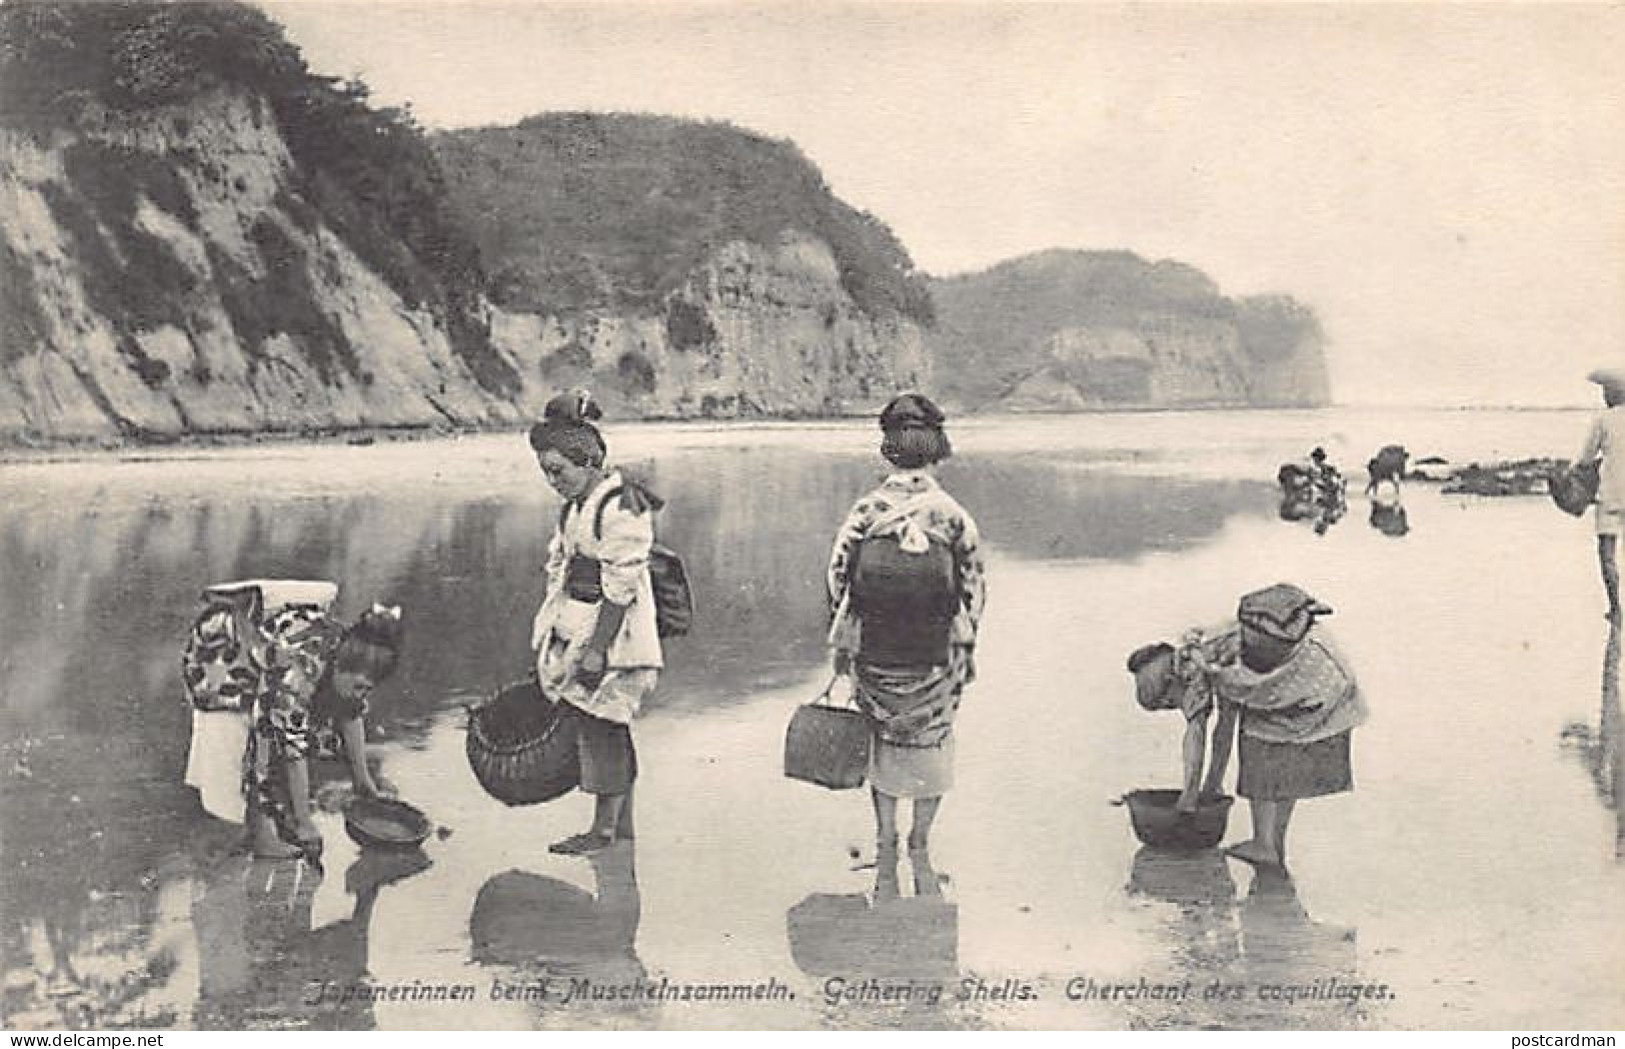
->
[0,402,1589,464]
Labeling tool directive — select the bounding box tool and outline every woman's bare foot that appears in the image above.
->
[1224,839,1282,868]
[874,853,901,901]
[249,813,303,859]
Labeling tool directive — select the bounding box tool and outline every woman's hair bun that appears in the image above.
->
[544,389,603,426]
[351,603,405,652]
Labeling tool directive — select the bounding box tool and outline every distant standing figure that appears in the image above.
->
[1365,445,1409,495]
[1577,369,1625,622]
[530,390,663,855]
[826,393,987,873]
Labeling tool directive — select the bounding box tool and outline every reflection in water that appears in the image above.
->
[1126,847,1241,973]
[468,846,648,1026]
[1561,625,1624,859]
[1121,849,1376,1029]
[786,851,957,983]
[0,444,1270,1027]
[1367,501,1410,538]
[194,848,432,1030]
[786,851,960,1027]
[1278,495,1345,535]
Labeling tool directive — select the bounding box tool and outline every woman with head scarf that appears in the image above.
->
[1577,369,1625,621]
[529,391,663,855]
[1204,583,1367,869]
[826,393,987,880]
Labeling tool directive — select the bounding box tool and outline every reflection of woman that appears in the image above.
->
[1567,624,1624,857]
[529,392,662,855]
[826,394,986,863]
[193,849,430,1030]
[1205,584,1367,869]
[1367,479,1409,537]
[786,888,958,982]
[1126,847,1240,970]
[469,849,649,1022]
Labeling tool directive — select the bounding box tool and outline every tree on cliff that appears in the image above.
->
[0,0,517,395]
[435,113,935,326]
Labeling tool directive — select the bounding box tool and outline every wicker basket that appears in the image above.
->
[465,677,579,806]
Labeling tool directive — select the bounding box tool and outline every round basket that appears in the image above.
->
[1549,461,1598,517]
[465,678,579,806]
[1122,789,1233,851]
[343,795,432,850]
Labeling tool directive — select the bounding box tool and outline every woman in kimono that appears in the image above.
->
[1202,583,1367,869]
[826,393,987,874]
[530,391,663,856]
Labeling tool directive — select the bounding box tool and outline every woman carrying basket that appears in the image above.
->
[826,393,987,875]
[1577,368,1625,622]
[530,391,663,856]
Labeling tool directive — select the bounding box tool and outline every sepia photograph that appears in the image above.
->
[1,0,1623,1033]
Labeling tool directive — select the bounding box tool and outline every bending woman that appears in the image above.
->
[826,393,987,871]
[247,603,405,860]
[1207,583,1366,869]
[530,391,663,856]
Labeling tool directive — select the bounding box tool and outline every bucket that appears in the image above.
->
[1119,789,1233,851]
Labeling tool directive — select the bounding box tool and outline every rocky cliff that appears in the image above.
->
[0,3,931,444]
[0,2,1328,445]
[0,88,524,442]
[435,114,932,420]
[927,250,1330,412]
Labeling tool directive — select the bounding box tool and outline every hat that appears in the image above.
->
[1236,583,1333,643]
[1588,368,1625,391]
[879,393,945,433]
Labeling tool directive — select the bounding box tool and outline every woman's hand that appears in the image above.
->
[530,606,549,652]
[573,647,607,689]
[353,774,387,800]
[293,817,323,862]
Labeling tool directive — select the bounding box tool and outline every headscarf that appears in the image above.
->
[1236,583,1333,643]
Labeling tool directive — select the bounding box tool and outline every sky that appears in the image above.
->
[263,1,1625,407]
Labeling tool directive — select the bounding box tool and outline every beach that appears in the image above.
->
[2,407,1620,1030]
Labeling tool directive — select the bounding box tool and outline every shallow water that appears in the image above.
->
[1,408,1620,1030]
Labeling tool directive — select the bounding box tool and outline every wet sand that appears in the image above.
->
[2,409,1621,1029]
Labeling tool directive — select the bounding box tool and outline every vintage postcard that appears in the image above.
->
[1,0,1622,1033]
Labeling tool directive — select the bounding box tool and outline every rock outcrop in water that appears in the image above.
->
[926,250,1331,412]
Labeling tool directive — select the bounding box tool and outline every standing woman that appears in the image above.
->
[1576,368,1625,622]
[530,392,663,855]
[1208,584,1367,869]
[827,393,987,872]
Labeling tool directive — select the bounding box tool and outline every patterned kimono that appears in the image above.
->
[245,606,365,843]
[827,471,987,754]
